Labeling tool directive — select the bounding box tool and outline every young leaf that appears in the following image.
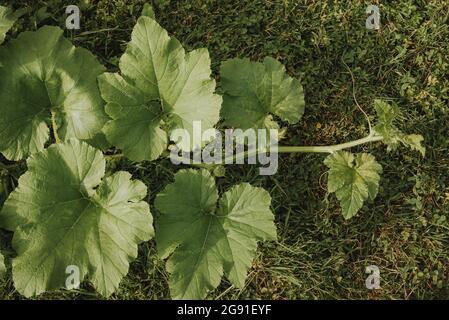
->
[0,5,22,44]
[141,3,155,19]
[324,151,382,219]
[0,139,154,297]
[155,169,277,299]
[98,17,222,161]
[373,99,425,156]
[220,57,305,130]
[0,26,109,161]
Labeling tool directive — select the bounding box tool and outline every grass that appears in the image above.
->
[0,0,448,299]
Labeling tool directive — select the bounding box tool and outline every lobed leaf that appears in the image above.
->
[0,139,154,297]
[324,151,382,219]
[155,169,277,299]
[0,26,109,161]
[373,99,425,156]
[220,57,305,130]
[98,16,222,161]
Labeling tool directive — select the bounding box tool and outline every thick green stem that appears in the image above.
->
[277,134,383,154]
[175,134,384,164]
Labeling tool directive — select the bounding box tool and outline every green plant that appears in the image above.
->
[0,4,21,282]
[0,6,425,299]
[98,16,222,161]
[0,26,108,161]
[155,169,276,299]
[0,139,153,297]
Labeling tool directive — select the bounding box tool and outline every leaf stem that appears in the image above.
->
[174,133,384,164]
[104,134,383,164]
[277,134,383,154]
[50,111,60,144]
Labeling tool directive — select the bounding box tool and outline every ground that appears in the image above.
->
[0,0,448,299]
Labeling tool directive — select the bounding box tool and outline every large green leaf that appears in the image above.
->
[0,139,154,297]
[324,151,382,219]
[220,57,305,130]
[373,100,425,156]
[0,5,20,45]
[98,16,222,161]
[155,169,277,299]
[0,26,109,161]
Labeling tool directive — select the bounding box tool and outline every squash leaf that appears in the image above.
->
[373,99,425,156]
[220,57,305,130]
[155,169,277,299]
[0,139,154,297]
[0,26,109,161]
[324,151,382,219]
[98,17,222,161]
